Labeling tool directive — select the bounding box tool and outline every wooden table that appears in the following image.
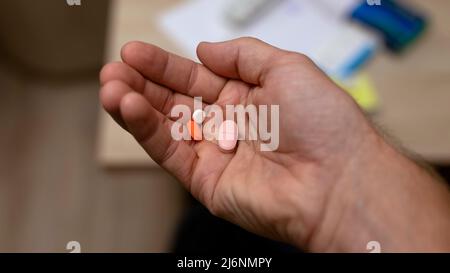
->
[97,0,450,167]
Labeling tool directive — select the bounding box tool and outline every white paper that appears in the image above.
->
[159,0,378,78]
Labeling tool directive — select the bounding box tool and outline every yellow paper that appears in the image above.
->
[335,73,379,112]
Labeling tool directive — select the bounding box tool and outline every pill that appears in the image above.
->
[192,109,205,124]
[217,120,238,151]
[187,120,202,141]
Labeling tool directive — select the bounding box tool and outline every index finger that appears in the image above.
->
[196,37,290,85]
[121,41,227,104]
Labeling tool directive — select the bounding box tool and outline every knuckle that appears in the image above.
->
[236,36,262,45]
[284,52,311,63]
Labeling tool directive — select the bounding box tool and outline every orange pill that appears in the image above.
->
[187,120,202,141]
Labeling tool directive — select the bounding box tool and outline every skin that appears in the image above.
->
[99,37,450,252]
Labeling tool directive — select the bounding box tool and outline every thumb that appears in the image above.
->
[196,37,285,85]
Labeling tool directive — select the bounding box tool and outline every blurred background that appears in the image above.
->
[0,0,449,252]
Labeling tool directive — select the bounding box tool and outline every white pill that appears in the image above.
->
[192,109,205,124]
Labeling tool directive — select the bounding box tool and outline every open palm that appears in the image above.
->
[100,38,374,249]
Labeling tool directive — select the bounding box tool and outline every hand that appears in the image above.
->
[100,38,450,252]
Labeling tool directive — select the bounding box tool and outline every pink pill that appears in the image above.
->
[217,120,238,151]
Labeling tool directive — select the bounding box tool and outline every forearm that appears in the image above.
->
[309,129,450,252]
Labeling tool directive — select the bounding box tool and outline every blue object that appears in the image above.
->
[341,45,376,79]
[350,0,428,52]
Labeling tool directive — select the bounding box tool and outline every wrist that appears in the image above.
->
[307,127,450,252]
